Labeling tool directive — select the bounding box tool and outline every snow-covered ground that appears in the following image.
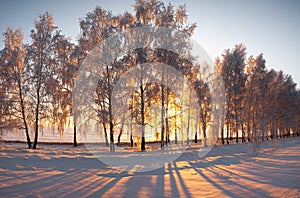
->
[0,137,299,197]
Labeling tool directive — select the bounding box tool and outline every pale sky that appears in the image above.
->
[1,0,299,86]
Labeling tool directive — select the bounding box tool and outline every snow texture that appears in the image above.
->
[0,138,300,197]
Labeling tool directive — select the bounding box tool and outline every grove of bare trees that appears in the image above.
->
[0,0,299,150]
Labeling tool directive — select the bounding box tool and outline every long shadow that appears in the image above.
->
[37,169,98,196]
[88,166,138,197]
[0,156,107,197]
[0,169,43,184]
[172,162,192,198]
[64,170,111,197]
[89,165,168,197]
[125,167,167,198]
[167,163,180,198]
[229,158,300,189]
[88,176,125,197]
[188,163,238,197]
[187,158,277,197]
[210,163,270,185]
[0,152,112,195]
[121,172,153,197]
[153,167,165,198]
[0,172,69,196]
[190,155,270,185]
[96,167,167,197]
[203,165,270,197]
[96,166,168,178]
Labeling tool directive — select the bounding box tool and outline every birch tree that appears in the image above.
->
[220,44,246,143]
[26,12,62,149]
[0,28,32,148]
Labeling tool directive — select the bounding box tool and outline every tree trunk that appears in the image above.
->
[236,130,239,143]
[221,127,224,145]
[229,125,233,140]
[235,118,239,143]
[140,82,146,152]
[141,136,146,151]
[174,112,178,144]
[18,81,31,149]
[287,128,291,137]
[103,123,109,147]
[25,127,31,149]
[118,118,125,146]
[130,133,133,147]
[234,104,239,144]
[109,115,115,152]
[186,88,192,146]
[32,81,41,149]
[118,131,122,146]
[261,121,265,142]
[73,120,77,147]
[108,101,114,151]
[226,124,229,144]
[107,65,114,152]
[32,113,39,149]
[161,69,165,149]
[252,114,256,141]
[203,125,207,146]
[270,125,274,139]
[110,133,115,152]
[130,97,134,147]
[241,124,245,143]
[195,113,199,144]
[165,118,170,145]
[247,123,251,142]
